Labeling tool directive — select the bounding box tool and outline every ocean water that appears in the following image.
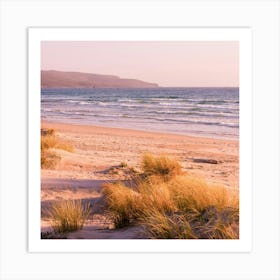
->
[41,87,239,140]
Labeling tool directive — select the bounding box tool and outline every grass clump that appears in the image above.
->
[141,153,182,180]
[136,177,175,214]
[102,183,141,228]
[167,175,238,212]
[140,209,197,239]
[41,150,61,169]
[102,154,239,239]
[41,128,73,169]
[48,199,91,233]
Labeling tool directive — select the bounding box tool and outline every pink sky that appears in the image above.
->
[41,41,239,87]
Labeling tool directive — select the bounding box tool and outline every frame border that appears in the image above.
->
[29,27,252,253]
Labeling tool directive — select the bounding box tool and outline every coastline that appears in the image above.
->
[41,115,239,141]
[41,119,239,141]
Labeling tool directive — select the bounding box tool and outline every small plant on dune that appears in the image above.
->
[41,127,74,169]
[141,153,182,181]
[48,199,91,233]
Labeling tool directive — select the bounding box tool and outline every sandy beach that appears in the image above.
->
[41,121,239,238]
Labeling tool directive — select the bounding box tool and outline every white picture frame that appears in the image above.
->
[29,27,252,253]
[1,1,279,279]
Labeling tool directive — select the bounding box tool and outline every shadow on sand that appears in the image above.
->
[41,177,118,191]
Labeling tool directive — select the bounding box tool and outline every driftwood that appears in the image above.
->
[192,158,218,164]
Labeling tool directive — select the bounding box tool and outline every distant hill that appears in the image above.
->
[41,70,159,88]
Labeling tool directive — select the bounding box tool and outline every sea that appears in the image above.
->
[41,87,239,140]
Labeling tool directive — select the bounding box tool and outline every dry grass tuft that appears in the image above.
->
[140,209,197,239]
[41,150,61,169]
[41,128,55,136]
[48,200,91,233]
[136,177,176,214]
[102,183,141,228]
[167,175,238,212]
[141,153,182,181]
[41,127,74,169]
[141,206,238,239]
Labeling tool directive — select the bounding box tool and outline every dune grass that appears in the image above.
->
[41,150,61,169]
[141,153,182,180]
[102,154,239,239]
[41,128,73,169]
[140,208,197,239]
[48,200,91,233]
[102,183,141,228]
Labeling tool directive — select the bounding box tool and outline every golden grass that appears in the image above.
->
[140,208,197,239]
[102,183,141,228]
[141,153,182,180]
[41,128,74,152]
[41,128,74,169]
[41,149,61,169]
[41,134,57,150]
[102,154,239,239]
[41,128,55,136]
[136,177,176,214]
[48,200,91,233]
[167,175,238,212]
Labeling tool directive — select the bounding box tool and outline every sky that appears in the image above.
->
[41,41,239,87]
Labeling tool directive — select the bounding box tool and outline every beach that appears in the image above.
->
[41,121,239,238]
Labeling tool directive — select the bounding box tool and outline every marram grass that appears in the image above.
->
[48,200,91,233]
[102,154,239,239]
[102,183,141,228]
[41,128,73,169]
[141,153,182,180]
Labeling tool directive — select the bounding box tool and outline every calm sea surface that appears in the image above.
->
[41,87,239,140]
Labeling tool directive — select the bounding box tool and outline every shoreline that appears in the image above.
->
[41,120,239,142]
